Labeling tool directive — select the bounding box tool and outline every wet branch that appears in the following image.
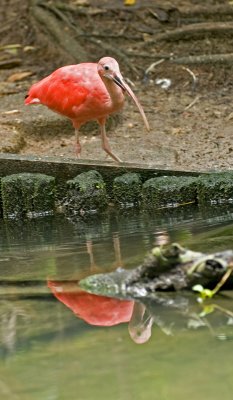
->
[152,22,233,42]
[80,244,233,299]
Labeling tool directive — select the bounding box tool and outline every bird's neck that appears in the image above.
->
[101,77,125,108]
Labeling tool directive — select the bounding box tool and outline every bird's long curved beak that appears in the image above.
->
[112,75,150,132]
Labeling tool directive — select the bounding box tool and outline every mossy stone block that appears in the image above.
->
[1,173,55,217]
[65,170,108,212]
[197,173,233,204]
[113,173,142,206]
[142,176,198,208]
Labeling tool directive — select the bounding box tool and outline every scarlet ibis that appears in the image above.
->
[25,57,150,162]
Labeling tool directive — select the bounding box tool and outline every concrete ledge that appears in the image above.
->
[0,154,231,218]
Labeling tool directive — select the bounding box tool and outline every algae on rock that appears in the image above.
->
[197,173,233,204]
[65,170,108,213]
[1,173,55,217]
[113,172,142,206]
[142,176,198,209]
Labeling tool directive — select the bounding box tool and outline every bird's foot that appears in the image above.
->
[113,155,123,163]
[109,153,123,163]
[103,148,122,163]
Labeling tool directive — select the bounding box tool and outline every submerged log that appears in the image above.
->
[79,243,233,299]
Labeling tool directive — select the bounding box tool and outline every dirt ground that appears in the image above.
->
[0,0,233,170]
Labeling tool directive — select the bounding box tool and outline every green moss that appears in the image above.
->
[1,173,55,217]
[197,173,233,204]
[142,176,198,209]
[65,170,108,213]
[113,173,142,206]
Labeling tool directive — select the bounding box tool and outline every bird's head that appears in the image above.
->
[97,57,123,85]
[98,57,150,132]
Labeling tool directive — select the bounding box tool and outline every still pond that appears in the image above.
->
[0,205,233,400]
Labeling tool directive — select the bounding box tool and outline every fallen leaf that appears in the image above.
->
[0,44,21,51]
[124,0,136,5]
[73,0,89,5]
[7,71,34,82]
[23,46,36,52]
[2,109,21,115]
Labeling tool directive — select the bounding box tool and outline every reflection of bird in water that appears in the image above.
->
[128,302,153,344]
[84,233,153,344]
[48,280,153,343]
[85,233,123,276]
[48,280,134,326]
[0,303,29,356]
[86,239,98,273]
[48,233,154,343]
[112,232,124,269]
[154,230,170,246]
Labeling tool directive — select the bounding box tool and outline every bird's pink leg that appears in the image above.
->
[75,128,82,158]
[72,121,82,158]
[99,119,122,163]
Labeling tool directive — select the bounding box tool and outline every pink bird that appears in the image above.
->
[25,57,150,162]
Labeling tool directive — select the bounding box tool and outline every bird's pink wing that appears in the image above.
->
[25,65,96,119]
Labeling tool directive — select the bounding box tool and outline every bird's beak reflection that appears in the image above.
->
[110,74,150,132]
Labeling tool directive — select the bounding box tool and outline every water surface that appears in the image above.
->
[0,206,233,400]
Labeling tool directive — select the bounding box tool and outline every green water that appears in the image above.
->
[0,206,233,400]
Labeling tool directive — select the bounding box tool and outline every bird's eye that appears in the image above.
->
[104,65,110,71]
